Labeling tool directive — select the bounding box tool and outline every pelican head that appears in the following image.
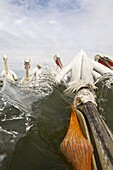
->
[3,55,8,61]
[24,59,31,68]
[94,54,104,61]
[54,54,60,61]
[37,64,41,69]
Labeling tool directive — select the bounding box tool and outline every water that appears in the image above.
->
[95,73,113,133]
[0,70,113,170]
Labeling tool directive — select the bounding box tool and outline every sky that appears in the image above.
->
[0,0,113,70]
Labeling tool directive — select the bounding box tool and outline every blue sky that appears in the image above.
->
[0,0,113,70]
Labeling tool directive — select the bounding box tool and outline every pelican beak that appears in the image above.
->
[77,101,113,170]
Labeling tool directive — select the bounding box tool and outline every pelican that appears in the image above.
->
[55,50,113,85]
[95,54,113,70]
[19,59,31,85]
[30,64,42,81]
[19,59,41,85]
[58,50,113,169]
[61,81,113,169]
[0,55,18,82]
[54,54,63,69]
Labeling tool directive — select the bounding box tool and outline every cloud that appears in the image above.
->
[0,0,113,71]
